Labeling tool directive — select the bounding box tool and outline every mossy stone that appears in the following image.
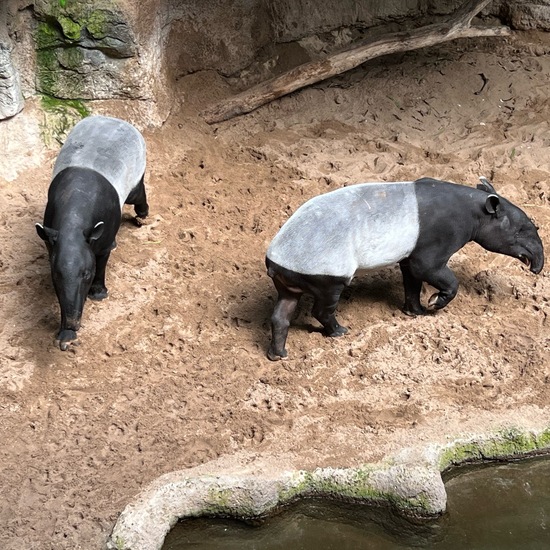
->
[39,94,89,147]
[57,15,82,41]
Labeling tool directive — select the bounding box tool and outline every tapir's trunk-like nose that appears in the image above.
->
[57,285,85,333]
[531,251,544,274]
[58,309,82,350]
[64,315,82,331]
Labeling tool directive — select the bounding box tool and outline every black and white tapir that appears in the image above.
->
[36,115,149,351]
[265,177,544,360]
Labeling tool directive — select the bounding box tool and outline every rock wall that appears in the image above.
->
[0,1,24,119]
[2,0,550,125]
[499,0,550,30]
[33,0,138,99]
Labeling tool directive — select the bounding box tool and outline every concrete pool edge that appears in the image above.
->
[107,427,550,550]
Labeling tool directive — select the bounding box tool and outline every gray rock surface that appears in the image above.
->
[0,3,24,120]
[0,42,24,119]
[33,0,139,99]
[500,0,550,30]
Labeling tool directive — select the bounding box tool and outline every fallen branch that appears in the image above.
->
[201,0,510,124]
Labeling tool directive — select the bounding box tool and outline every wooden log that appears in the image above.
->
[201,0,510,124]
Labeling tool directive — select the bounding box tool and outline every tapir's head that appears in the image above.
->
[475,178,544,274]
[36,221,104,350]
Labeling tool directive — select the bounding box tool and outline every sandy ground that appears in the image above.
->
[0,31,549,549]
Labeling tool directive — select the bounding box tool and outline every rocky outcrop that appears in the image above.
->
[34,0,140,99]
[499,0,550,30]
[0,42,24,120]
[0,3,24,120]
[30,0,171,125]
[3,0,550,128]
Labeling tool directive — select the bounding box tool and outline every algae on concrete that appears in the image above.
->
[439,428,550,471]
[203,487,233,516]
[108,426,550,550]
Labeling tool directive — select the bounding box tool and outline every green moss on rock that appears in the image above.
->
[39,94,89,146]
[535,428,550,448]
[204,487,231,514]
[35,20,63,50]
[34,1,137,99]
[86,10,108,39]
[36,47,59,96]
[35,1,127,47]
[41,94,89,117]
[57,15,82,40]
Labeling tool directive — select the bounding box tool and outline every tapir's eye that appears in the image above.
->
[529,217,539,230]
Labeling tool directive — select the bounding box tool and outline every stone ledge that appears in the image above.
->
[107,426,550,550]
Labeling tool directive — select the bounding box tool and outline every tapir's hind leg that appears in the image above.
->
[268,277,302,361]
[126,174,149,220]
[311,282,348,337]
[399,260,426,316]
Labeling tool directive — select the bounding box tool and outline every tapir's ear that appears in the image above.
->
[484,194,501,216]
[36,223,58,243]
[87,221,104,243]
[477,176,497,194]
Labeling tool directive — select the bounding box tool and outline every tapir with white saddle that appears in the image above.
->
[36,115,149,350]
[265,177,544,360]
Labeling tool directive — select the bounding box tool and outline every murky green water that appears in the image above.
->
[163,458,550,549]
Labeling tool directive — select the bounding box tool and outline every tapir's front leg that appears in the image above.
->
[311,282,348,336]
[89,250,111,301]
[413,261,459,310]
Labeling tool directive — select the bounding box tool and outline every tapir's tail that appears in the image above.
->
[265,256,276,279]
[266,257,306,294]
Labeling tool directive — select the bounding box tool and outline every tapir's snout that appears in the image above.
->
[517,251,543,275]
[57,313,82,350]
[522,237,545,275]
[529,251,544,275]
[57,329,78,351]
[512,228,544,275]
[65,316,81,331]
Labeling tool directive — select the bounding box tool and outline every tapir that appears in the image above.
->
[265,177,544,360]
[36,115,148,350]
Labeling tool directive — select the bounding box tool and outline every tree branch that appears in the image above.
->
[201,0,510,124]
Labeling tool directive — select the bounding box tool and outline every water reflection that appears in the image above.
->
[163,458,550,550]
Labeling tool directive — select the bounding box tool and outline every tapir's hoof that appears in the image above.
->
[57,329,78,351]
[267,348,287,361]
[134,216,148,227]
[427,293,441,310]
[327,325,348,337]
[402,305,427,317]
[89,287,108,301]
